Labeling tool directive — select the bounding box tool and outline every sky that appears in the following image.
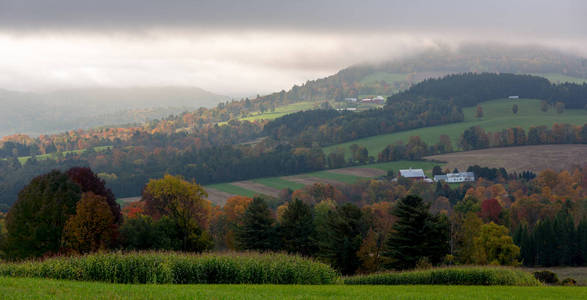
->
[0,0,586,96]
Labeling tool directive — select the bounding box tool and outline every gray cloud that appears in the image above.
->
[1,0,585,38]
[0,0,586,96]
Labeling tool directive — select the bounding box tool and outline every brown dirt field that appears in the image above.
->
[327,167,386,177]
[283,176,346,187]
[425,145,587,173]
[231,181,281,197]
[205,188,236,206]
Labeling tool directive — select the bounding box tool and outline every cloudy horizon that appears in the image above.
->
[1,0,586,97]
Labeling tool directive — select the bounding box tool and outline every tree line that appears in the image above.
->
[2,166,585,274]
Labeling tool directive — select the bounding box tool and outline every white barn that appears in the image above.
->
[434,172,475,183]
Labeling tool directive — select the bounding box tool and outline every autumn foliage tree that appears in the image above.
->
[480,198,503,223]
[62,192,117,254]
[66,167,121,224]
[142,174,212,252]
[3,171,81,260]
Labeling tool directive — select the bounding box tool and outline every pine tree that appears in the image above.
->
[383,195,449,270]
[280,199,317,256]
[317,203,365,275]
[236,197,277,251]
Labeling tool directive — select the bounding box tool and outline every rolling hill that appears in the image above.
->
[323,98,587,159]
[0,86,229,137]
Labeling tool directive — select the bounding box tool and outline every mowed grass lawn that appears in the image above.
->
[1,277,585,300]
[324,98,587,159]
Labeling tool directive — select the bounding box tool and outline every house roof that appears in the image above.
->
[446,172,475,179]
[399,168,426,178]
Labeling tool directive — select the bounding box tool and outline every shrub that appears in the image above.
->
[344,267,541,286]
[0,251,338,284]
[561,278,577,286]
[533,270,559,284]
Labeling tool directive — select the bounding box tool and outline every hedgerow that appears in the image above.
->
[0,251,338,284]
[344,267,541,286]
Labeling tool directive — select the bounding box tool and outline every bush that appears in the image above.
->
[0,251,338,284]
[561,278,577,286]
[344,267,541,286]
[533,270,559,284]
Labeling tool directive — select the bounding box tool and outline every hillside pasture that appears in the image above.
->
[323,98,587,159]
[425,145,587,173]
[202,161,441,203]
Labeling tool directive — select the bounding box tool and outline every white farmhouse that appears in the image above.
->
[434,172,475,183]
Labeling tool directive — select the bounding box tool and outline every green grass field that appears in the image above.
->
[17,145,112,164]
[237,101,318,122]
[1,277,585,300]
[251,177,305,191]
[533,73,587,84]
[205,183,258,197]
[324,98,587,159]
[205,160,441,198]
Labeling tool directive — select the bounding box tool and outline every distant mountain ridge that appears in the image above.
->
[0,86,229,137]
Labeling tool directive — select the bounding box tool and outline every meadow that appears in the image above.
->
[2,277,586,300]
[17,145,112,164]
[323,98,587,159]
[204,160,440,203]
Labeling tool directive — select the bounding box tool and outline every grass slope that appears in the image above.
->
[251,177,305,191]
[203,161,441,199]
[2,277,585,300]
[238,101,318,122]
[17,145,112,164]
[205,183,258,198]
[324,98,587,159]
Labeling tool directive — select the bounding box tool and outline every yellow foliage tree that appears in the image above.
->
[62,192,116,254]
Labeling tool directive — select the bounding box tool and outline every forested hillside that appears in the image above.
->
[1,46,587,210]
[0,87,229,137]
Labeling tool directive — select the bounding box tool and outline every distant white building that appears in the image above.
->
[336,107,357,111]
[345,98,357,102]
[508,96,519,99]
[399,168,426,180]
[434,172,475,183]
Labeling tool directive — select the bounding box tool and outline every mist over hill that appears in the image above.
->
[0,86,229,137]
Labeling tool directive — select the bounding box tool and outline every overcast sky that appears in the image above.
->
[0,0,586,96]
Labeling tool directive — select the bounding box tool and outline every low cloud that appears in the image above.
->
[0,1,586,96]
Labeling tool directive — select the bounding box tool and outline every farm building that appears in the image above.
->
[434,172,475,183]
[399,168,426,180]
[345,97,357,102]
[508,95,519,99]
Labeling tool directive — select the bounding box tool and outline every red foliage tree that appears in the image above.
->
[66,167,121,224]
[479,198,502,223]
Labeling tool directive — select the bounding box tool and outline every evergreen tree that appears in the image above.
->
[236,197,277,251]
[318,203,365,275]
[280,199,317,256]
[383,195,449,270]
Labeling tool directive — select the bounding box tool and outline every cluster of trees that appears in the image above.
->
[1,165,585,274]
[263,98,463,146]
[390,73,587,109]
[460,123,587,150]
[0,171,214,260]
[1,167,121,259]
[514,202,587,267]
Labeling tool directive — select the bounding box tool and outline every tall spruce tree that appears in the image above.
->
[318,203,365,275]
[280,199,317,256]
[236,197,277,251]
[383,195,449,270]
